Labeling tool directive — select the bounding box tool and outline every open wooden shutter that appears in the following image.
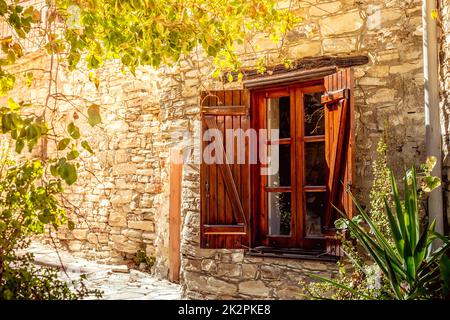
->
[321,69,354,255]
[200,90,251,249]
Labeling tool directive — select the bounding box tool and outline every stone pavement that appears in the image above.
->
[25,242,182,300]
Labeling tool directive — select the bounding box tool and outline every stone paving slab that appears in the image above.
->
[23,242,182,300]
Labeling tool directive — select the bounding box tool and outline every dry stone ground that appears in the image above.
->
[26,242,181,300]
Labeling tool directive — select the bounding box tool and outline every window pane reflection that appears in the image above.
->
[304,92,324,136]
[267,144,291,187]
[304,142,326,186]
[268,192,291,236]
[305,192,325,237]
[267,96,290,139]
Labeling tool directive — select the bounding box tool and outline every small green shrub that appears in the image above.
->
[301,138,393,299]
[301,138,450,300]
[302,159,450,300]
[0,143,100,299]
[369,139,392,242]
[1,252,102,300]
[133,247,156,271]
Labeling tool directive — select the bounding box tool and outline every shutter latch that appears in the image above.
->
[321,88,350,105]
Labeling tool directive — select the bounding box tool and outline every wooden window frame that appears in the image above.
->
[251,79,327,251]
[199,68,354,258]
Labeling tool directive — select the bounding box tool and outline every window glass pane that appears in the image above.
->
[267,144,291,187]
[304,92,324,136]
[305,142,326,185]
[305,192,326,237]
[267,96,290,139]
[268,192,291,236]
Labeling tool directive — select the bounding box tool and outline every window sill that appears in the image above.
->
[245,247,338,263]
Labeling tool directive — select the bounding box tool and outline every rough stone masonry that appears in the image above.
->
[1,0,449,299]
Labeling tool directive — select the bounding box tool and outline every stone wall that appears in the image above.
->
[2,52,165,266]
[440,0,450,229]
[2,0,430,299]
[161,0,427,299]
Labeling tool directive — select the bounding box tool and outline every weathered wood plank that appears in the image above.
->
[225,55,369,83]
[169,148,182,283]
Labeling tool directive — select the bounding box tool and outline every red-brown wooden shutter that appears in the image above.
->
[321,68,354,255]
[200,90,251,249]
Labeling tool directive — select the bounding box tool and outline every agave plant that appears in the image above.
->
[311,165,450,299]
